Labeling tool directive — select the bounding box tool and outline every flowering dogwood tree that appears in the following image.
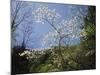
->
[33,5,86,48]
[33,5,87,69]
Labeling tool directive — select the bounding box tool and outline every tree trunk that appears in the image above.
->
[58,36,65,70]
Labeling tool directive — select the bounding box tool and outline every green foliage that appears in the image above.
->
[85,23,95,37]
[77,6,96,69]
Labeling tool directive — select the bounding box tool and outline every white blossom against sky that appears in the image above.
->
[12,1,88,49]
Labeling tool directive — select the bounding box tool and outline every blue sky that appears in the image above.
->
[12,1,88,49]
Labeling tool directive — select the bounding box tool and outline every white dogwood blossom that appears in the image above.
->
[42,15,83,48]
[42,31,59,48]
[33,5,86,48]
[19,50,34,59]
[33,5,61,24]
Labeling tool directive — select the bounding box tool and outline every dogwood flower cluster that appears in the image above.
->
[19,50,34,59]
[33,5,86,48]
[33,5,61,24]
[42,30,59,48]
[42,16,83,47]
